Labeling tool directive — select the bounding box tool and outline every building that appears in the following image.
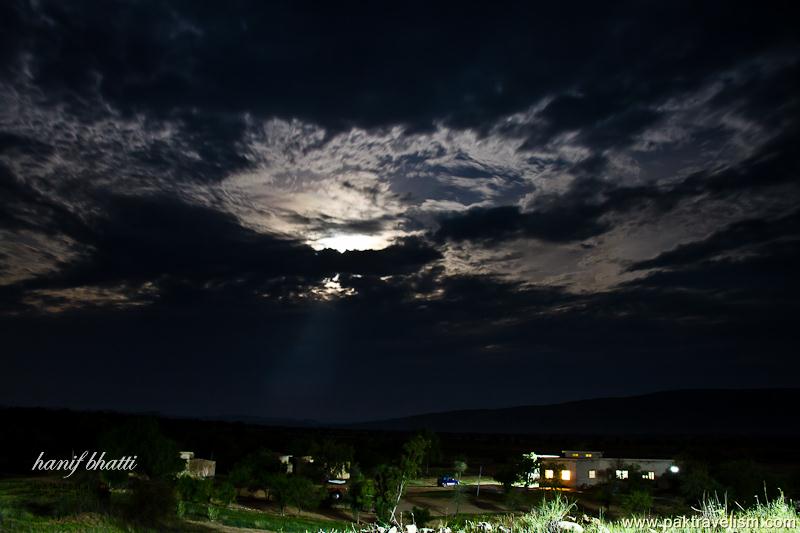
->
[278,454,350,480]
[178,451,216,479]
[278,454,316,475]
[536,450,677,489]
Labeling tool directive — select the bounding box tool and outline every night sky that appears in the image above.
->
[1,1,799,423]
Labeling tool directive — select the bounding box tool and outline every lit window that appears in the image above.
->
[588,470,596,479]
[561,470,571,481]
[545,469,554,479]
[643,471,655,480]
[615,470,628,480]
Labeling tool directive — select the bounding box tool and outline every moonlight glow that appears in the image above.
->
[313,234,391,252]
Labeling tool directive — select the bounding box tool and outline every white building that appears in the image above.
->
[178,450,216,478]
[537,450,677,488]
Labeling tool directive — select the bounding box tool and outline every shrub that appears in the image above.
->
[679,463,723,504]
[620,489,653,516]
[504,489,525,511]
[412,506,432,527]
[126,479,177,525]
[176,476,214,503]
[286,475,325,512]
[347,467,375,523]
[213,481,237,505]
[207,505,220,521]
[493,464,520,492]
[51,477,109,518]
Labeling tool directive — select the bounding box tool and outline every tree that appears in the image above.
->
[419,430,442,475]
[348,466,375,523]
[100,418,183,525]
[493,464,520,493]
[450,484,467,516]
[310,439,354,480]
[286,476,324,513]
[229,449,284,498]
[267,473,323,515]
[268,473,292,516]
[518,452,540,488]
[374,464,403,524]
[100,418,183,485]
[492,452,540,492]
[373,435,430,524]
[452,458,468,480]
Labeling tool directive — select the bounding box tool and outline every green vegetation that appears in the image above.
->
[452,458,468,480]
[0,477,135,532]
[373,434,430,524]
[181,501,351,531]
[100,418,185,487]
[448,492,799,533]
[3,474,798,533]
[411,505,433,527]
[0,477,350,532]
[493,452,541,491]
[348,465,375,523]
[309,439,355,480]
[3,425,799,533]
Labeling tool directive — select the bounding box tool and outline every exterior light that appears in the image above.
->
[670,465,680,473]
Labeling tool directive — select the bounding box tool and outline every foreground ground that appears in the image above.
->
[1,477,797,532]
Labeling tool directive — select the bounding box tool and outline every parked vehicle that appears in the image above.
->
[437,475,460,487]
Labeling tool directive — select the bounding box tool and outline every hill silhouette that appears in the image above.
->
[351,388,800,434]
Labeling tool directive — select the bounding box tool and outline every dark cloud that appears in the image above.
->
[434,204,609,244]
[629,209,800,271]
[1,0,799,420]
[518,94,662,150]
[627,239,800,297]
[436,116,800,246]
[0,163,91,241]
[2,0,797,140]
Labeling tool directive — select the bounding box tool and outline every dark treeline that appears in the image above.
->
[3,406,800,479]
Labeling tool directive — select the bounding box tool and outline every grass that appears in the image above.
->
[183,501,352,532]
[3,476,798,533]
[0,477,353,532]
[0,478,129,532]
[447,492,800,533]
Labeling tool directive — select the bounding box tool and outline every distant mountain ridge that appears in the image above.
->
[350,388,800,434]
